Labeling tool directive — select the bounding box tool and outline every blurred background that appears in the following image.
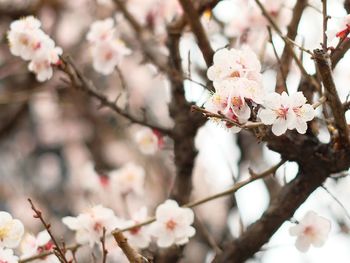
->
[1,0,350,262]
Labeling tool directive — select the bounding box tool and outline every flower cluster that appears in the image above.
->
[7,16,62,82]
[205,47,316,136]
[289,211,331,252]
[0,211,25,263]
[205,47,264,132]
[62,200,195,251]
[86,18,131,75]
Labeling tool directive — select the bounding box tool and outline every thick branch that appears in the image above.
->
[275,0,307,93]
[213,167,329,263]
[177,0,214,67]
[314,49,350,146]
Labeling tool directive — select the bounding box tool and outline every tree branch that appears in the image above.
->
[314,49,350,147]
[177,0,214,67]
[58,56,173,136]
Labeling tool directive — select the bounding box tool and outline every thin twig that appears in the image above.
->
[58,56,173,137]
[27,199,69,263]
[100,228,108,263]
[322,0,329,51]
[321,185,350,221]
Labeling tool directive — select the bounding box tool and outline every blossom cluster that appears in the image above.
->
[86,18,131,75]
[62,200,195,250]
[7,16,62,82]
[205,47,316,136]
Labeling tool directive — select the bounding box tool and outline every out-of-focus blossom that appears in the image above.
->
[62,205,120,247]
[91,40,131,75]
[20,230,59,263]
[289,211,331,252]
[134,127,159,155]
[86,18,115,43]
[258,92,315,136]
[326,15,350,47]
[0,248,18,263]
[123,207,151,249]
[109,163,145,196]
[0,211,24,249]
[7,16,62,82]
[151,200,195,248]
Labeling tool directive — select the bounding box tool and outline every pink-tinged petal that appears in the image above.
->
[290,92,306,108]
[258,109,277,125]
[300,104,315,121]
[294,119,308,134]
[295,236,311,252]
[262,93,281,110]
[289,225,302,236]
[280,92,290,107]
[157,234,175,248]
[272,118,288,136]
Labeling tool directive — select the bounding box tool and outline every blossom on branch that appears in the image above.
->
[122,207,151,249]
[0,211,24,249]
[289,211,331,252]
[258,92,315,136]
[7,16,62,82]
[62,205,120,247]
[87,18,131,75]
[150,200,195,248]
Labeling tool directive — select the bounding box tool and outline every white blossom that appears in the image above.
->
[109,163,145,196]
[20,231,59,263]
[62,205,120,247]
[258,92,315,136]
[151,200,195,248]
[123,207,151,249]
[134,127,159,155]
[91,40,130,75]
[0,248,18,263]
[0,211,24,249]
[7,16,62,82]
[289,211,331,252]
[86,18,115,43]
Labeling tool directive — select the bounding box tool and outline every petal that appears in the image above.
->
[258,109,277,125]
[272,118,288,136]
[300,104,315,121]
[295,236,311,252]
[262,92,281,109]
[290,92,307,108]
[289,225,302,236]
[157,234,175,248]
[295,119,308,134]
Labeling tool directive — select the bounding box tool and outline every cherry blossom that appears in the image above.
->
[86,18,115,43]
[109,162,145,196]
[7,16,44,60]
[122,207,151,249]
[207,47,262,88]
[151,200,195,248]
[134,127,159,155]
[289,211,331,252]
[62,205,120,247]
[258,92,315,136]
[0,248,18,263]
[7,16,62,82]
[28,44,62,82]
[0,211,24,249]
[20,230,59,263]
